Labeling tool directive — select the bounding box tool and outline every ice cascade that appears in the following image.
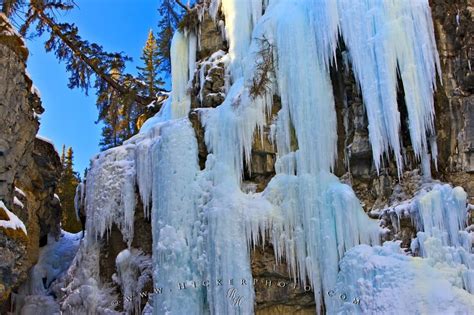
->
[67,0,465,314]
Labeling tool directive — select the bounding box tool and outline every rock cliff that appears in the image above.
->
[0,13,62,310]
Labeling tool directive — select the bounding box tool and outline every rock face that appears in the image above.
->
[432,0,474,199]
[0,14,62,309]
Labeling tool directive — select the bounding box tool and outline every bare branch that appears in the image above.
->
[174,0,189,11]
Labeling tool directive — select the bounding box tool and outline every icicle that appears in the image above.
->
[188,32,198,84]
[217,0,263,80]
[85,144,136,246]
[170,31,195,119]
[270,0,338,175]
[263,172,381,312]
[74,182,85,221]
[337,0,441,174]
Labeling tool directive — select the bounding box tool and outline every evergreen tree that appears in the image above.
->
[2,0,161,150]
[137,30,164,98]
[157,0,181,74]
[2,0,154,106]
[57,147,81,232]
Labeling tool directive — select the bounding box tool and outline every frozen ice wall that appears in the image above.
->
[114,249,152,314]
[203,0,381,311]
[69,0,464,313]
[150,118,207,314]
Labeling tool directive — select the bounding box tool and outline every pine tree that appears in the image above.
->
[157,0,182,74]
[137,30,164,98]
[57,147,82,232]
[2,0,155,107]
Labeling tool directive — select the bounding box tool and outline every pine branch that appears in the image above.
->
[34,7,160,106]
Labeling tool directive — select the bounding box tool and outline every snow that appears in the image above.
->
[14,196,24,208]
[36,135,55,146]
[139,97,172,134]
[0,200,27,235]
[0,12,26,46]
[15,186,26,197]
[36,135,59,154]
[30,84,41,98]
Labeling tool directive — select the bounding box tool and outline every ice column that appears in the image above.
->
[170,31,196,119]
[151,119,206,314]
[215,0,263,80]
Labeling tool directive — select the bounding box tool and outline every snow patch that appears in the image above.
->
[0,200,27,235]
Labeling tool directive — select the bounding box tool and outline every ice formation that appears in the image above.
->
[62,0,473,314]
[333,242,474,314]
[338,184,474,314]
[170,30,197,119]
[149,119,207,314]
[214,0,263,80]
[85,144,137,246]
[14,231,82,314]
[337,0,441,173]
[410,185,474,294]
[113,249,152,314]
[55,235,120,314]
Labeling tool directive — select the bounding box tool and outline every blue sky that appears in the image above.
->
[26,0,161,175]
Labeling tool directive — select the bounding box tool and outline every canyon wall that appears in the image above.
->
[0,13,62,309]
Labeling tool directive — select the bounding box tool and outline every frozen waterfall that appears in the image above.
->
[70,0,473,314]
